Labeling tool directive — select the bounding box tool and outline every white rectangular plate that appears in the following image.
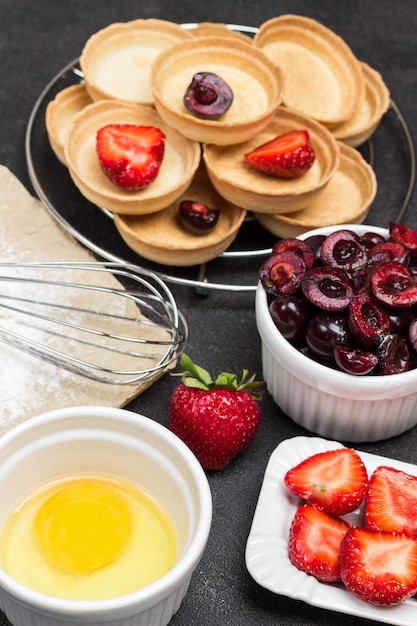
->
[245,436,417,625]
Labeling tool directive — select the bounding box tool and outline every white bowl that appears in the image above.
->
[0,406,212,626]
[256,224,417,442]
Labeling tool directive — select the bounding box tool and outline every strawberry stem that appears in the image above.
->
[173,353,264,400]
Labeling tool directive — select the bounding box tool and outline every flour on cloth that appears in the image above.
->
[0,166,171,434]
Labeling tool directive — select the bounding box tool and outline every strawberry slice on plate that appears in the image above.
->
[284,447,368,516]
[365,465,417,537]
[96,124,165,190]
[339,526,417,606]
[288,504,350,582]
[244,129,315,179]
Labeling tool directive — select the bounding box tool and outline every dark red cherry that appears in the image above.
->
[183,72,233,118]
[272,238,315,269]
[387,307,415,337]
[389,222,417,256]
[370,262,417,307]
[334,344,378,375]
[376,332,410,375]
[303,234,325,265]
[360,231,386,251]
[269,295,313,341]
[306,311,350,360]
[259,251,306,296]
[320,229,368,271]
[179,200,220,234]
[348,293,391,346]
[302,266,354,311]
[409,319,417,352]
[367,241,410,269]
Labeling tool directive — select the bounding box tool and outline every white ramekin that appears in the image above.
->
[0,406,212,626]
[256,224,417,442]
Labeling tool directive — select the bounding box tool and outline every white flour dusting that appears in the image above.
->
[0,166,169,434]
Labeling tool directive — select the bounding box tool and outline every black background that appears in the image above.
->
[2,1,417,624]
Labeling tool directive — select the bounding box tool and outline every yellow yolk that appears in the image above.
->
[34,482,132,574]
[0,473,178,600]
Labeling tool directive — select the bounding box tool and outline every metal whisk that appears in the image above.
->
[0,261,188,385]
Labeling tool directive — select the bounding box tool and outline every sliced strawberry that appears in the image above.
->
[244,129,315,179]
[284,448,368,516]
[288,504,350,582]
[96,124,165,190]
[339,526,417,606]
[365,465,417,537]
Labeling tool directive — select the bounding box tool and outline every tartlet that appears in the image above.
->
[254,14,365,127]
[255,142,377,238]
[331,62,391,147]
[203,105,340,214]
[45,84,93,165]
[114,162,247,266]
[79,18,193,105]
[64,99,201,215]
[187,22,254,43]
[151,36,284,145]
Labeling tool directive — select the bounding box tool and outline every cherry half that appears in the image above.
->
[183,72,233,119]
[302,266,354,311]
[179,200,220,234]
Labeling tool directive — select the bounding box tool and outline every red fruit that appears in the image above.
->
[284,448,368,516]
[96,124,165,190]
[169,354,263,470]
[365,465,417,537]
[288,504,350,583]
[179,200,220,234]
[244,130,315,179]
[389,221,417,256]
[370,261,417,307]
[339,526,417,606]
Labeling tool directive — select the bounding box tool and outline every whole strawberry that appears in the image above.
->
[169,354,263,470]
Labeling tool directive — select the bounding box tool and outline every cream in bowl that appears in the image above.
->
[0,406,212,626]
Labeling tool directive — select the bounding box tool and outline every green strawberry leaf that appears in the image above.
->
[173,354,264,398]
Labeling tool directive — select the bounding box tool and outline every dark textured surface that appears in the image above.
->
[1,1,417,624]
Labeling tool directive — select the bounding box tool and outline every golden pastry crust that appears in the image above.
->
[64,99,200,215]
[45,84,93,165]
[203,106,340,214]
[255,142,377,238]
[114,162,247,266]
[254,14,365,127]
[331,62,390,147]
[187,22,254,44]
[151,36,284,145]
[80,18,193,105]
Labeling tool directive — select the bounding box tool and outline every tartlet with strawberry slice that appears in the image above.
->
[203,105,340,214]
[65,99,200,215]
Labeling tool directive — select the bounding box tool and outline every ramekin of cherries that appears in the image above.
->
[259,222,417,376]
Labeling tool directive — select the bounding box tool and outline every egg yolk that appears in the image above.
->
[34,481,132,574]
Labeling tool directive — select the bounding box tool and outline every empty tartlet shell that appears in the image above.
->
[79,18,193,105]
[151,36,284,145]
[254,14,365,127]
[64,99,201,216]
[203,105,340,214]
[331,62,391,147]
[114,162,247,266]
[45,84,93,165]
[187,22,254,43]
[255,142,377,238]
